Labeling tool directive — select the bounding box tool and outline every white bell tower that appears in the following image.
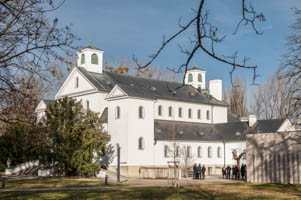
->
[77,46,104,74]
[184,66,206,89]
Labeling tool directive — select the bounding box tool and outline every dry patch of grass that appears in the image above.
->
[1,183,301,199]
[4,177,119,189]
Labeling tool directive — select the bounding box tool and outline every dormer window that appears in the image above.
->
[198,73,202,82]
[91,53,98,64]
[188,73,193,82]
[75,77,79,88]
[81,54,85,64]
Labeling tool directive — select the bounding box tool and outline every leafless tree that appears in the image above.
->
[0,72,48,126]
[134,0,266,89]
[180,145,195,178]
[279,8,301,122]
[224,76,248,117]
[250,73,299,121]
[0,0,77,124]
[104,58,179,82]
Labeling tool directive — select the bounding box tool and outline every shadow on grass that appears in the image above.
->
[0,186,293,200]
[4,177,114,189]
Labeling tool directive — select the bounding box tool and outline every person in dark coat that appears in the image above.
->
[201,165,206,180]
[241,164,246,180]
[193,163,197,179]
[226,165,231,179]
[235,166,240,180]
[232,165,236,180]
[222,166,226,179]
[197,164,202,180]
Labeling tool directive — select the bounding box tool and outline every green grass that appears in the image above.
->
[1,183,301,200]
[3,177,119,189]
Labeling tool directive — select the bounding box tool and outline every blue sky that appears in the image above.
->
[50,0,300,91]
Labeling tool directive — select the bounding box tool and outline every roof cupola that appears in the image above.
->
[77,45,104,74]
[184,66,206,89]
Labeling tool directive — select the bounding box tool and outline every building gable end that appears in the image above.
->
[55,67,98,99]
[106,85,128,100]
[35,100,47,112]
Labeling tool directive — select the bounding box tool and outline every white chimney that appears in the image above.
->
[248,115,257,127]
[77,46,104,74]
[209,79,222,101]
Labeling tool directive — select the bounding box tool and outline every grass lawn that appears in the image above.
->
[1,183,301,200]
[2,177,119,189]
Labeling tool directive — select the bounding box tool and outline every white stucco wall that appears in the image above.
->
[154,99,227,124]
[154,140,246,167]
[73,92,108,115]
[108,97,155,166]
[212,106,228,124]
[55,69,97,99]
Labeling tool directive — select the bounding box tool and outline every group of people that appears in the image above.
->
[192,164,206,180]
[222,164,247,180]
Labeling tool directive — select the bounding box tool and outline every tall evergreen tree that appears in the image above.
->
[43,97,109,176]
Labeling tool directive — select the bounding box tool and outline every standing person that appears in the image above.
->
[197,164,202,180]
[222,166,226,179]
[201,165,206,180]
[232,165,236,180]
[193,163,197,179]
[235,165,240,180]
[226,165,231,179]
[241,164,246,180]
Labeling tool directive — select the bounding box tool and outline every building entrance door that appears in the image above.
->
[208,167,212,176]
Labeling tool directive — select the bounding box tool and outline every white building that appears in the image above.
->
[36,46,295,177]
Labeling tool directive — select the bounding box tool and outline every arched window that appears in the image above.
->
[178,107,182,118]
[139,106,144,119]
[208,146,212,158]
[138,137,144,150]
[198,109,201,119]
[198,73,202,82]
[91,53,98,64]
[188,108,192,118]
[116,106,120,119]
[81,54,85,64]
[75,77,79,88]
[158,105,162,116]
[187,146,192,157]
[168,106,173,117]
[217,147,221,158]
[198,146,202,158]
[86,100,90,110]
[188,73,193,82]
[206,110,210,120]
[164,145,169,158]
[176,146,180,157]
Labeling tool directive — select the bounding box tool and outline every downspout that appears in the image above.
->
[153,100,157,167]
[223,141,226,167]
[211,105,214,124]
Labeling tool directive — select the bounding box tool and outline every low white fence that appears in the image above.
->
[5,160,39,175]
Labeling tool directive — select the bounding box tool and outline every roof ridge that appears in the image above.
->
[104,70,181,85]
